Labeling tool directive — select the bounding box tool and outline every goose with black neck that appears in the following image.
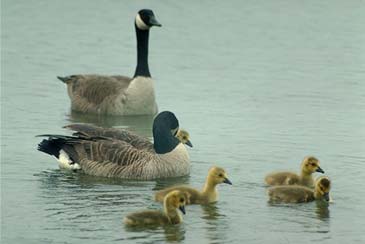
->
[57,9,161,116]
[37,111,191,180]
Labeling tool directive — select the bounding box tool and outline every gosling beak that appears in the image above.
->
[149,15,162,27]
[316,167,325,173]
[323,192,330,202]
[223,178,232,185]
[185,140,193,148]
[178,205,186,215]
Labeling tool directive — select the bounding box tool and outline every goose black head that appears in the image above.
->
[135,9,162,30]
[153,111,180,154]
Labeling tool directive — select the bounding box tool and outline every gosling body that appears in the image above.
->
[124,190,187,226]
[267,176,331,203]
[265,156,324,188]
[155,167,232,205]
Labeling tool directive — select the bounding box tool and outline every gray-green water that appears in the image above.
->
[1,0,365,243]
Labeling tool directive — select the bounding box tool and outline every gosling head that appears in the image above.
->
[135,9,162,30]
[164,190,187,215]
[301,156,324,174]
[314,176,331,201]
[176,129,193,147]
[208,166,232,185]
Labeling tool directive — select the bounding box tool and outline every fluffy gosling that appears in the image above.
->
[267,176,331,203]
[124,190,187,226]
[155,166,232,205]
[176,129,193,147]
[265,156,324,188]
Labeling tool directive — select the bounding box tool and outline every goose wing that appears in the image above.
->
[64,124,154,152]
[58,75,132,105]
[39,134,155,178]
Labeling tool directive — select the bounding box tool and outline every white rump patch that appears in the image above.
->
[135,13,149,30]
[57,150,81,170]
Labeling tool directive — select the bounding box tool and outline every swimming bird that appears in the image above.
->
[63,123,193,152]
[57,9,161,115]
[267,176,331,203]
[37,111,191,180]
[124,190,187,226]
[265,156,324,188]
[154,166,232,204]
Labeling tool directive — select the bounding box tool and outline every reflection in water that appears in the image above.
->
[67,110,154,135]
[153,175,191,191]
[201,203,223,220]
[315,201,330,221]
[201,203,229,243]
[123,224,186,243]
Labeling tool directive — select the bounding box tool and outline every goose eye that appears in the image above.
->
[218,174,223,177]
[179,198,184,203]
[183,136,187,140]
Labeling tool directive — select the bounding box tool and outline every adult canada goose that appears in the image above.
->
[124,190,187,226]
[37,111,191,180]
[265,156,324,188]
[63,124,193,152]
[154,167,232,204]
[57,9,161,115]
[267,176,331,203]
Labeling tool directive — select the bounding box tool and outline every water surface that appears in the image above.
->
[1,0,365,243]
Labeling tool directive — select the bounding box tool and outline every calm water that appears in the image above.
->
[1,0,365,243]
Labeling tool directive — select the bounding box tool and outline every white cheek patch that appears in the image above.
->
[135,13,150,30]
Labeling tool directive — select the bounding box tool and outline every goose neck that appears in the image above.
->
[134,24,151,78]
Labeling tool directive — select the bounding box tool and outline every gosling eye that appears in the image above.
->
[310,163,316,166]
[183,136,187,140]
[218,173,223,177]
[179,198,184,203]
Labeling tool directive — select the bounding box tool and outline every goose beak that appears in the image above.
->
[323,192,330,202]
[185,140,193,148]
[179,205,186,215]
[149,15,161,27]
[223,178,232,185]
[316,167,324,173]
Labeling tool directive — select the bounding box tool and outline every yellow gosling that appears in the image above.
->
[155,166,232,205]
[265,156,324,187]
[267,176,331,203]
[176,129,193,147]
[124,190,187,226]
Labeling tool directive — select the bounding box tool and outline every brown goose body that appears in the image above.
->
[58,9,161,116]
[37,112,191,180]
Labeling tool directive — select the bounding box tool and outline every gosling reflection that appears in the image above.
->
[315,201,330,220]
[201,203,222,220]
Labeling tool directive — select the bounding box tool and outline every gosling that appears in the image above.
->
[176,129,193,147]
[124,190,187,226]
[155,166,232,205]
[267,176,331,203]
[265,156,324,188]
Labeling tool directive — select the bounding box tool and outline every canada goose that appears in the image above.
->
[155,166,232,204]
[265,156,324,188]
[57,9,161,115]
[37,111,191,180]
[124,190,187,226]
[267,176,331,203]
[63,123,193,152]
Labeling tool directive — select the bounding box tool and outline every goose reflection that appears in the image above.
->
[68,110,154,135]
